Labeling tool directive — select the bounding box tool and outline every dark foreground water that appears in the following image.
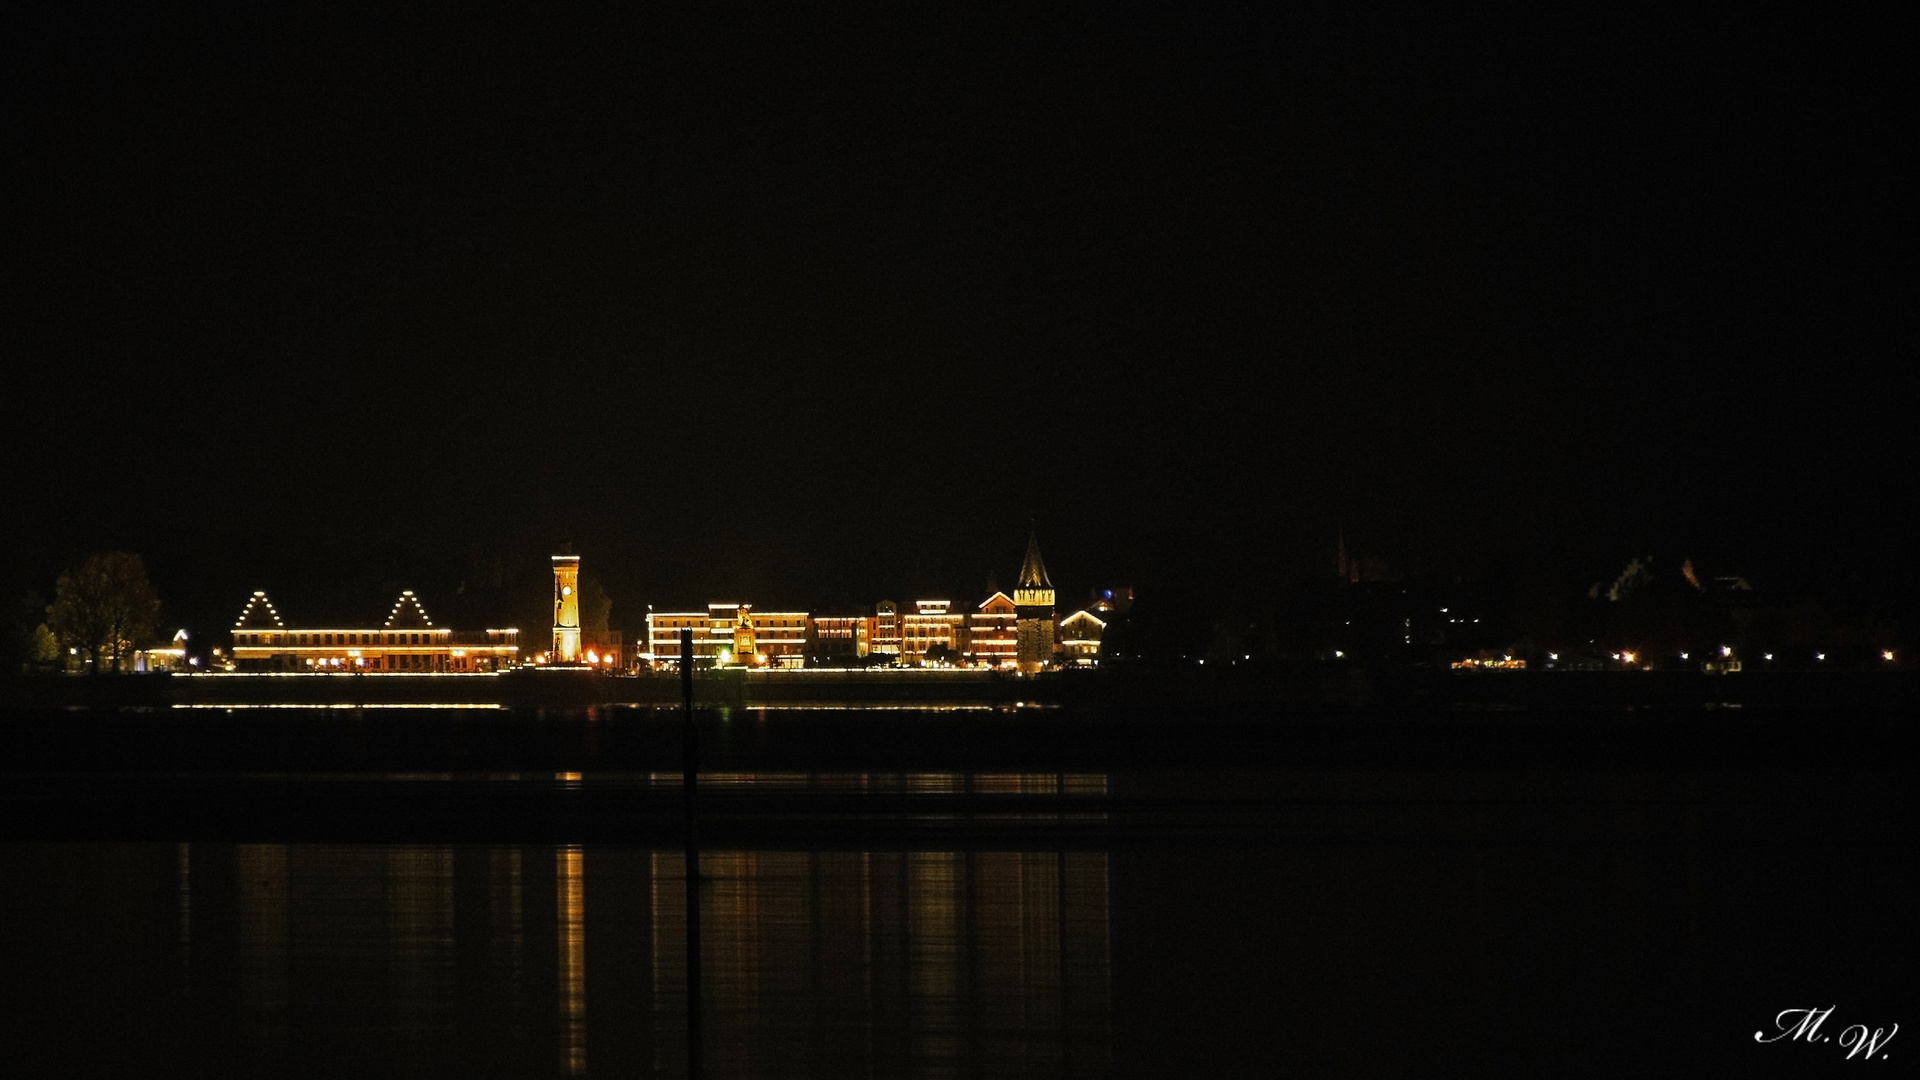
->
[1,706,1912,1077]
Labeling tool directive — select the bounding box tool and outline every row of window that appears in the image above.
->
[237,631,443,646]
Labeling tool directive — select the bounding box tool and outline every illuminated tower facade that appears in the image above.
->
[1014,531,1056,673]
[552,550,581,663]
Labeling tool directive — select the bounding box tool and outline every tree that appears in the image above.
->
[579,571,613,634]
[47,552,162,672]
[29,624,59,666]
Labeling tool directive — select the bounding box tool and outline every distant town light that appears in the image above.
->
[1621,652,1635,664]
[1679,652,1689,660]
[1816,653,1826,661]
[1721,645,1732,657]
[1885,650,1897,662]
[1764,653,1773,661]
[1548,652,1558,661]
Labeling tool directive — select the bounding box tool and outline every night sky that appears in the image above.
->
[4,6,1909,639]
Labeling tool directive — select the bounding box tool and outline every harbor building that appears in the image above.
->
[228,590,519,672]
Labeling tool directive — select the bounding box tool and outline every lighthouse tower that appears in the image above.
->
[552,548,582,663]
[1014,530,1056,673]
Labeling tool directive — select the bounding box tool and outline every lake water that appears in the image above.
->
[0,706,1911,1076]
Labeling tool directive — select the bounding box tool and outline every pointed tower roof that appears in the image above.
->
[233,591,286,630]
[1018,531,1051,589]
[383,590,436,630]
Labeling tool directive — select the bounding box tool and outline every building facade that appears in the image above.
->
[808,615,871,663]
[969,592,1018,668]
[1058,608,1108,667]
[900,600,966,665]
[228,590,520,672]
[645,604,809,668]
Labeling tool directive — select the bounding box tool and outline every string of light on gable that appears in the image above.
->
[383,589,437,629]
[232,590,287,629]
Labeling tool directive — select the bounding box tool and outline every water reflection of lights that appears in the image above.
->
[171,702,506,709]
[558,846,587,1075]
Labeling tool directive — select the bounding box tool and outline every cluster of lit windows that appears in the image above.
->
[236,630,450,647]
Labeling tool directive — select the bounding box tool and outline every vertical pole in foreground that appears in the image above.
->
[680,627,700,1076]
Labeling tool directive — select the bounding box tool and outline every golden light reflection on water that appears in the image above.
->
[557,846,586,1075]
[647,845,1111,1077]
[220,773,1110,1076]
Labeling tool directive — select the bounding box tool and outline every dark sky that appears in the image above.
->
[4,6,1909,637]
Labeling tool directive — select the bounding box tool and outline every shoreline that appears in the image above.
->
[1,666,1911,711]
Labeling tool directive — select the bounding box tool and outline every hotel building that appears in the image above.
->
[900,600,966,665]
[645,604,810,668]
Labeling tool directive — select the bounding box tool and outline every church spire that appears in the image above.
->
[1018,529,1052,589]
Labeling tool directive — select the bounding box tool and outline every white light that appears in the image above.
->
[1721,646,1732,657]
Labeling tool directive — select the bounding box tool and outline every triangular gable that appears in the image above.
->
[383,590,436,629]
[233,591,286,630]
[978,591,1016,614]
[1061,608,1107,632]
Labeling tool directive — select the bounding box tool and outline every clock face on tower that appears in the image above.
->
[562,586,572,596]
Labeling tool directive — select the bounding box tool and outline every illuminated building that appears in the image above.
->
[1014,531,1056,672]
[969,592,1018,667]
[134,629,191,672]
[872,600,901,657]
[1057,608,1107,667]
[645,604,808,668]
[808,614,872,663]
[552,550,581,663]
[900,599,966,665]
[227,590,519,672]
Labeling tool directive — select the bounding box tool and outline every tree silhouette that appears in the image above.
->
[47,552,162,672]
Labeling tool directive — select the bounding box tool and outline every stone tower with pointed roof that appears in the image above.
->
[1014,530,1056,673]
